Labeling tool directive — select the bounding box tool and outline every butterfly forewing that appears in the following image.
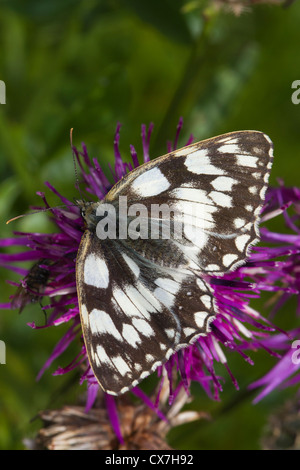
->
[76,130,273,395]
[108,131,273,274]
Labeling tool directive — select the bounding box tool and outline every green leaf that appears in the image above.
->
[122,0,193,44]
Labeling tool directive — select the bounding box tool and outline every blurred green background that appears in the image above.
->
[0,0,300,450]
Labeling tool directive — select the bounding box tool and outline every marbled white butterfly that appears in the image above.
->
[76,130,273,396]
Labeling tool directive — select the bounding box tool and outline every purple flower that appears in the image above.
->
[248,184,300,402]
[1,120,299,440]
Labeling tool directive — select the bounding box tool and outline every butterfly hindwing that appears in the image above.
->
[76,130,274,395]
[76,232,215,395]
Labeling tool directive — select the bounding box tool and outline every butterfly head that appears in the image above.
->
[76,200,99,230]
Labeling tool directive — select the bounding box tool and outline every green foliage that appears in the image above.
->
[0,0,300,450]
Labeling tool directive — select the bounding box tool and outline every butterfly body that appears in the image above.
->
[76,130,273,395]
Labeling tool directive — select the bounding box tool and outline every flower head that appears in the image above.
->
[31,382,206,450]
[1,120,299,442]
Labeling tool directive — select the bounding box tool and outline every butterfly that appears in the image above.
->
[76,130,273,396]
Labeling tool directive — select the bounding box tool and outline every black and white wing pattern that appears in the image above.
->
[76,130,274,395]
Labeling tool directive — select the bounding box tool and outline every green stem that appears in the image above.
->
[153,21,210,154]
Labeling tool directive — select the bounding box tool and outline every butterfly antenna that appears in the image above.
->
[70,128,85,202]
[7,131,84,226]
[7,132,86,225]
[6,204,78,225]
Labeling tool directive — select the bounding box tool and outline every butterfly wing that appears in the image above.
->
[107,130,273,274]
[76,232,216,395]
[76,130,273,395]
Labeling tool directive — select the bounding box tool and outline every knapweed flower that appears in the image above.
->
[0,120,299,445]
[248,185,300,402]
[31,382,206,450]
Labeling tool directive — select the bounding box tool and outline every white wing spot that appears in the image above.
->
[122,323,141,348]
[96,345,111,365]
[122,253,140,278]
[222,253,239,267]
[253,146,263,155]
[236,155,258,168]
[260,186,267,200]
[131,167,170,197]
[209,191,232,208]
[165,328,175,339]
[200,294,211,309]
[194,311,209,328]
[146,354,154,362]
[90,309,122,340]
[172,187,211,204]
[183,327,197,336]
[154,286,175,309]
[136,282,161,311]
[176,198,217,217]
[140,371,150,380]
[166,348,174,359]
[151,361,162,371]
[111,355,131,376]
[132,318,154,337]
[84,253,109,289]
[211,176,237,191]
[218,143,242,154]
[185,153,225,175]
[234,218,245,228]
[113,286,144,318]
[235,234,251,252]
[80,304,89,325]
[249,186,258,195]
[206,264,221,271]
[124,285,151,320]
[196,278,209,291]
[218,137,238,144]
[254,205,262,216]
[154,278,180,295]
